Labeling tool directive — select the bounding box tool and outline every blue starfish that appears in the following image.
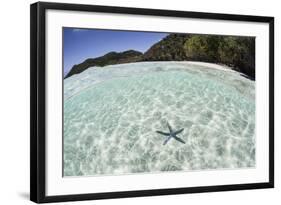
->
[156,122,185,145]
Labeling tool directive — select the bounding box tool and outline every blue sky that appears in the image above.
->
[63,28,168,76]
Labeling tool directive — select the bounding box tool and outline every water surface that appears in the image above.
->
[64,62,255,177]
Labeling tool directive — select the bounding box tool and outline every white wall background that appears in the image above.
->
[0,0,279,204]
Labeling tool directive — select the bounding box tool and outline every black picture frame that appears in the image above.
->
[30,1,274,203]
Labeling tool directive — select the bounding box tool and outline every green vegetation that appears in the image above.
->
[182,35,255,77]
[142,34,189,61]
[65,34,255,79]
[184,35,221,62]
[218,36,255,77]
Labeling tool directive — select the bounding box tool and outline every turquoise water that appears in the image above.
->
[64,62,255,177]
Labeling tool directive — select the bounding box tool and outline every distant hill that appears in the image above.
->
[65,34,255,79]
[65,50,143,78]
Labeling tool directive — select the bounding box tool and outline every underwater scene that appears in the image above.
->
[64,62,255,176]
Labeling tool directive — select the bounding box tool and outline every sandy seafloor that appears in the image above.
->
[63,61,255,177]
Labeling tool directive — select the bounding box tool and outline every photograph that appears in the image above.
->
[63,28,256,177]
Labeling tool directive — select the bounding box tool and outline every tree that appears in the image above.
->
[184,35,221,62]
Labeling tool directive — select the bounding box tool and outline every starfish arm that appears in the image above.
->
[167,122,173,133]
[173,136,186,144]
[173,128,184,135]
[156,131,170,136]
[163,136,172,145]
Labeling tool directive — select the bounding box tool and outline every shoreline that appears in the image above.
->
[91,60,241,75]
[87,60,235,72]
[181,61,235,73]
[65,61,254,82]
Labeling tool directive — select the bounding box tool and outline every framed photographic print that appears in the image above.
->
[30,1,274,203]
